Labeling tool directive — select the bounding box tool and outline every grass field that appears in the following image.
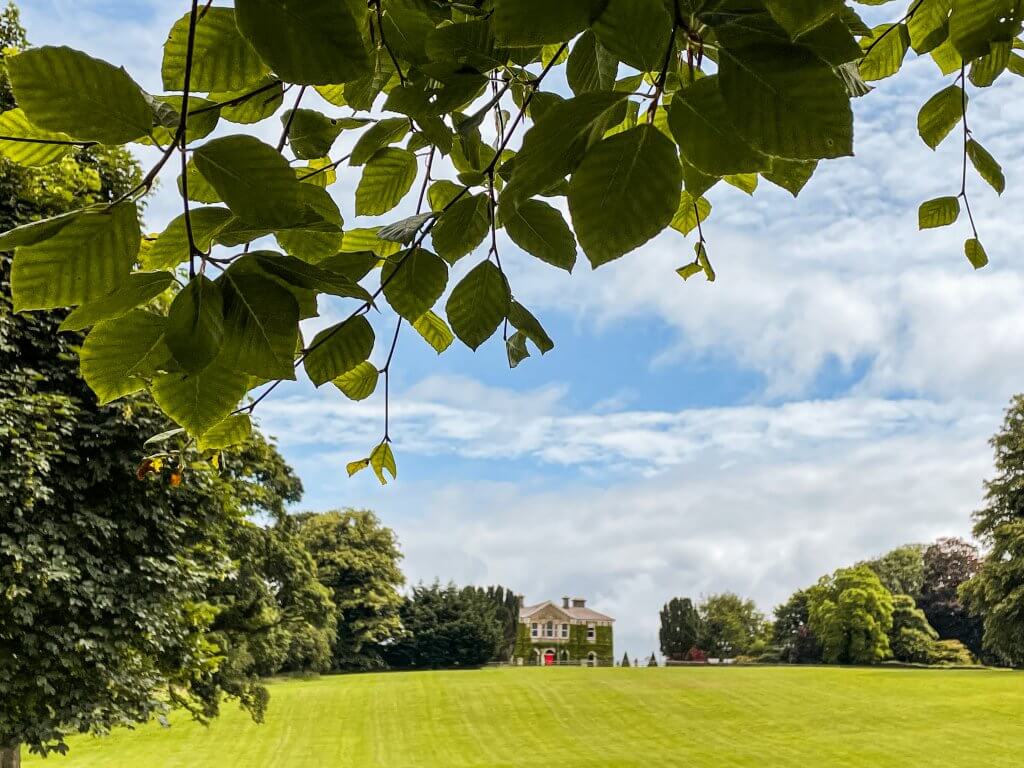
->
[24,667,1024,767]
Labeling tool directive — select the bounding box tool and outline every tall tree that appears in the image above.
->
[919,537,984,659]
[772,589,823,664]
[807,566,894,665]
[297,509,404,670]
[385,582,502,669]
[468,585,521,662]
[698,593,764,658]
[861,545,926,601]
[659,597,701,661]
[888,594,941,664]
[0,9,311,761]
[0,1,1018,476]
[963,396,1024,666]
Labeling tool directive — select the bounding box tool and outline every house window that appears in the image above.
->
[531,622,538,637]
[587,623,596,642]
[561,623,569,638]
[545,621,554,638]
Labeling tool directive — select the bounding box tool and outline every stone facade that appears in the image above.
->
[512,596,614,666]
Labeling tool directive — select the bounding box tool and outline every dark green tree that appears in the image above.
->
[297,509,404,669]
[698,593,765,658]
[807,566,894,665]
[467,585,521,662]
[647,653,658,667]
[772,589,823,664]
[888,594,941,664]
[385,582,502,669]
[211,519,337,680]
[860,544,926,601]
[621,652,630,668]
[919,537,984,659]
[963,396,1024,666]
[659,596,702,661]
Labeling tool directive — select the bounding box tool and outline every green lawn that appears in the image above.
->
[25,667,1023,767]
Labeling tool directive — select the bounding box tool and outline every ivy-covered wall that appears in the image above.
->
[512,622,614,665]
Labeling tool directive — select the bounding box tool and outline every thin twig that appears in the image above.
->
[0,135,96,147]
[863,0,926,56]
[374,0,407,85]
[957,65,979,239]
[277,85,308,153]
[179,0,201,279]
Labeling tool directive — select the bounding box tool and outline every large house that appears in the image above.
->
[512,596,614,666]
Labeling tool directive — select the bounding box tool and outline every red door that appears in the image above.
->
[544,651,555,666]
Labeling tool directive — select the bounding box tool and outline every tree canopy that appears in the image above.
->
[659,596,701,660]
[807,566,894,664]
[0,0,1019,475]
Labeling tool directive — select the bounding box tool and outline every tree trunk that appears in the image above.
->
[0,745,20,768]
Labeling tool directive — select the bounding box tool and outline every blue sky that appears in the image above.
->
[19,1,1024,656]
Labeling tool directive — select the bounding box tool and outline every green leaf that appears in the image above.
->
[506,331,531,369]
[677,262,703,280]
[7,46,153,144]
[350,117,410,166]
[333,361,379,401]
[377,213,436,244]
[340,227,402,257]
[218,268,301,380]
[283,108,347,160]
[445,261,510,350]
[431,194,490,264]
[304,316,375,386]
[508,300,554,354]
[766,0,845,37]
[381,248,448,321]
[717,30,853,160]
[724,173,758,195]
[967,139,1005,194]
[670,192,711,236]
[762,158,818,196]
[81,310,170,405]
[193,135,310,227]
[411,310,455,354]
[0,209,83,250]
[162,7,268,92]
[166,275,225,373]
[492,0,598,45]
[949,0,1022,61]
[151,357,249,436]
[908,0,954,54]
[11,202,140,311]
[859,24,911,81]
[347,458,370,477]
[59,271,174,332]
[139,96,221,147]
[369,441,397,485]
[197,414,253,451]
[381,0,435,63]
[918,196,961,229]
[178,158,223,203]
[274,183,346,261]
[501,91,628,206]
[0,108,74,166]
[696,241,715,282]
[209,76,284,124]
[252,251,371,301]
[667,76,769,176]
[501,199,577,272]
[964,238,988,269]
[568,124,681,267]
[917,85,964,150]
[567,30,618,95]
[234,0,371,85]
[592,0,672,73]
[970,40,1011,86]
[144,207,233,270]
[355,148,418,216]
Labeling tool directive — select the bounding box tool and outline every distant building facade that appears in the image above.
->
[512,596,614,666]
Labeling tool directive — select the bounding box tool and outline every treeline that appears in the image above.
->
[660,537,988,666]
[226,510,520,677]
[660,394,1024,670]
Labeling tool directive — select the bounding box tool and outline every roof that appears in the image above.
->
[519,600,614,623]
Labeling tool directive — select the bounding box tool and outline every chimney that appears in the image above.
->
[572,597,586,608]
[562,596,570,609]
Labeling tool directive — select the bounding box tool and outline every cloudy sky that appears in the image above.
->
[19,1,1022,656]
